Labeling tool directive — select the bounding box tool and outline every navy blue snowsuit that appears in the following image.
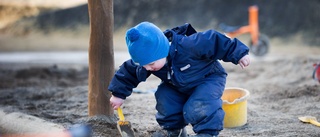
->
[108,24,249,136]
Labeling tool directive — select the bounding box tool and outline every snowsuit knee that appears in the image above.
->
[155,72,226,136]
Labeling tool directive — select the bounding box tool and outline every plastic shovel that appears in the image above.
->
[117,108,135,137]
[299,116,320,127]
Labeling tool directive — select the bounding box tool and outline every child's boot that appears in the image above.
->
[167,128,187,137]
[188,133,217,137]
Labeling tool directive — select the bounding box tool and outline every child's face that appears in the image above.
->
[143,57,166,71]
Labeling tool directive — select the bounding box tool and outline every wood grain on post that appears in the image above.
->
[87,0,114,116]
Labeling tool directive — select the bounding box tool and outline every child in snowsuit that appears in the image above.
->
[109,22,250,137]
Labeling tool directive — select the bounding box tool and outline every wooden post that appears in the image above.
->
[87,0,114,116]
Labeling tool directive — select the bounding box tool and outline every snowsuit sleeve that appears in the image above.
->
[180,30,249,64]
[108,59,151,99]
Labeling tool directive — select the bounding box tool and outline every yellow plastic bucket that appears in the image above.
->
[221,87,250,128]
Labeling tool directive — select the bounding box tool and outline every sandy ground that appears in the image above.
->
[0,0,320,136]
[0,36,320,137]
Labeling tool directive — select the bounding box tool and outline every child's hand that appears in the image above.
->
[110,95,124,110]
[238,55,250,69]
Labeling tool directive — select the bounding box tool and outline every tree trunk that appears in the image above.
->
[87,0,114,116]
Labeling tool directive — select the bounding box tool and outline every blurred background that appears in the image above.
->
[0,0,319,52]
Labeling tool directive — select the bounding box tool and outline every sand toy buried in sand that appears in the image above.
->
[117,108,135,137]
[221,87,250,128]
[299,116,320,127]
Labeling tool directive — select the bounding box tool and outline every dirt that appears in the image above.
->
[1,1,320,137]
[0,42,320,137]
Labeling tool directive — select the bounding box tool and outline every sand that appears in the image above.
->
[0,1,319,136]
[0,40,320,137]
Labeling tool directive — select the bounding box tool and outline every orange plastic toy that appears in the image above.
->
[220,5,269,56]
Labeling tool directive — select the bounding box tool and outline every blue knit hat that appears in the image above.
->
[125,22,169,66]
